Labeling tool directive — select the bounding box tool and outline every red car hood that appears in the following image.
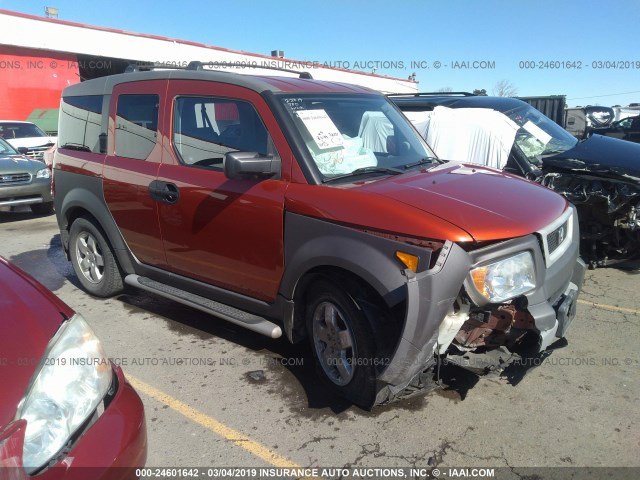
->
[0,258,73,429]
[362,163,568,241]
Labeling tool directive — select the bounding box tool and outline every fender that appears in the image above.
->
[280,212,435,307]
[54,169,136,274]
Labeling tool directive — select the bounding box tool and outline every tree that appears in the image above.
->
[472,88,487,96]
[493,80,518,97]
[437,86,453,93]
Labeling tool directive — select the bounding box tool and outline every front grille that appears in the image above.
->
[547,220,569,255]
[0,172,31,185]
[25,146,50,159]
[537,208,574,267]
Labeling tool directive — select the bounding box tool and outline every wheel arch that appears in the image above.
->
[283,261,407,358]
[295,267,406,408]
[58,185,136,274]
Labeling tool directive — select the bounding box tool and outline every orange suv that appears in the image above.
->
[53,64,586,407]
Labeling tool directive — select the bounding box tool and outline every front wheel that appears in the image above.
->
[69,217,123,297]
[305,279,377,407]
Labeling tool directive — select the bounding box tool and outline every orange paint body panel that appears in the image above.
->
[157,81,292,301]
[360,163,568,242]
[285,163,567,244]
[102,80,167,267]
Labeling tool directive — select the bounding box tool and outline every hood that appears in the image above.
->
[4,137,56,150]
[361,162,568,241]
[0,155,46,174]
[543,134,640,181]
[0,258,72,428]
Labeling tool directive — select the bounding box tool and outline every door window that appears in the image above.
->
[172,96,276,170]
[115,94,159,159]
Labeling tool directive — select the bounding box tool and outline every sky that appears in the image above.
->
[1,0,639,107]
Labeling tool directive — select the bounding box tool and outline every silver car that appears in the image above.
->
[0,137,53,214]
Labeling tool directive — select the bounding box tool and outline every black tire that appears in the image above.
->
[305,279,377,407]
[69,217,123,297]
[30,202,54,215]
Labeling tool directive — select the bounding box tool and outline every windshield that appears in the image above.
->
[0,122,48,140]
[505,105,578,162]
[0,137,19,155]
[278,94,437,180]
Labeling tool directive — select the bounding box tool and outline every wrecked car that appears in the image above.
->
[390,93,640,267]
[54,67,585,408]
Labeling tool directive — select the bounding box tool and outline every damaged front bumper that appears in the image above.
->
[375,205,586,405]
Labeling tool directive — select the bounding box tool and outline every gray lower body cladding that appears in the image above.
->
[281,213,471,404]
[375,241,472,404]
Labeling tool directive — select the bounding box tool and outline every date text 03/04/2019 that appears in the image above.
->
[519,60,640,69]
[135,467,497,478]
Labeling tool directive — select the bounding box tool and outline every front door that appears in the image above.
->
[156,81,291,302]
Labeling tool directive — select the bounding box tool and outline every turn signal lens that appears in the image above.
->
[395,251,419,272]
[471,267,487,297]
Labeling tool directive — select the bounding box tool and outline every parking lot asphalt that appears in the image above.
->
[1,208,639,474]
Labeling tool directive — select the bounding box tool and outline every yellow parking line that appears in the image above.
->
[577,299,640,316]
[127,374,301,468]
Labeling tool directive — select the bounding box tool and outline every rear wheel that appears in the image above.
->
[306,279,377,407]
[30,202,54,215]
[69,217,123,297]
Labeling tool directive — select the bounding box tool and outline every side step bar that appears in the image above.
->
[124,274,282,339]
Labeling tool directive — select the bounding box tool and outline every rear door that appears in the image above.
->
[156,81,292,302]
[103,81,167,267]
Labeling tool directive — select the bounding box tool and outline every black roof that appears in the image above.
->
[389,94,529,113]
[62,69,375,98]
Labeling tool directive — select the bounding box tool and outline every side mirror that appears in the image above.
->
[17,147,29,155]
[224,152,280,180]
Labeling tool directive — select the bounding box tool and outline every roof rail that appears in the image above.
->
[124,61,314,79]
[386,91,476,97]
[124,63,187,73]
[186,61,313,79]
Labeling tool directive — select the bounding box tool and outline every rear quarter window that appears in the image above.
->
[58,95,104,153]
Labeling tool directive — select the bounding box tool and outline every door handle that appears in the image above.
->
[149,180,180,205]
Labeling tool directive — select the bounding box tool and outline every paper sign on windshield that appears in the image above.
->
[522,121,552,145]
[296,109,344,150]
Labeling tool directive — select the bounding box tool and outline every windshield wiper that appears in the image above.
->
[59,143,91,152]
[403,157,438,170]
[323,166,404,183]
